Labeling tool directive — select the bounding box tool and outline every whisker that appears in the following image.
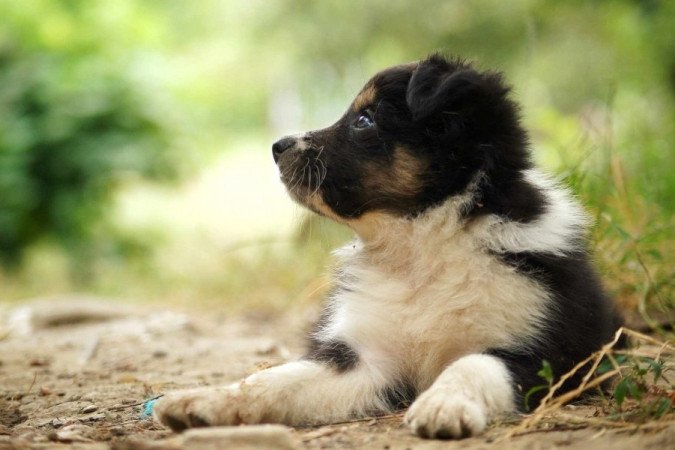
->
[317,159,327,188]
[289,158,308,193]
[310,162,322,197]
[295,159,310,192]
[308,162,314,195]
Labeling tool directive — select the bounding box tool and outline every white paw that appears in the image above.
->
[404,387,487,439]
[153,384,264,431]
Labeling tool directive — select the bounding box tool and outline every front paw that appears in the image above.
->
[154,384,256,431]
[404,388,487,439]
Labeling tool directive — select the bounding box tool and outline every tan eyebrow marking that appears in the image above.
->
[353,83,377,112]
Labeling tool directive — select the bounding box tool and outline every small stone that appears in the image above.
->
[84,413,105,422]
[109,426,126,436]
[152,349,168,358]
[48,424,95,443]
[29,358,50,367]
[39,386,52,396]
[51,418,64,428]
[179,425,299,450]
[81,405,98,414]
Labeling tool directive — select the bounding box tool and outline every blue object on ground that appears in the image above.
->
[140,398,157,419]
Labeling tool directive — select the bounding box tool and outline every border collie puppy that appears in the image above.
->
[154,55,623,439]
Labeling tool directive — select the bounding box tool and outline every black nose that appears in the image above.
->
[272,137,296,163]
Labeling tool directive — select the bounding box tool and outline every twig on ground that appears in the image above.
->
[25,371,38,396]
[502,327,674,440]
[108,395,164,412]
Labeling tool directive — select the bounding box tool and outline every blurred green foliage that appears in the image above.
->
[0,0,672,314]
[0,0,188,270]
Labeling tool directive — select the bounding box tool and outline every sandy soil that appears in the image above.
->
[0,299,673,449]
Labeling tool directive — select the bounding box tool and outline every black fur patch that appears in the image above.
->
[488,250,624,410]
[381,380,417,411]
[305,339,359,373]
[304,286,360,373]
[468,170,547,223]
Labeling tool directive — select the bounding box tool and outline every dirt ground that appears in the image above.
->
[0,298,673,450]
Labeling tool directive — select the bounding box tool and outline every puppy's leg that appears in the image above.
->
[154,359,394,431]
[404,354,514,439]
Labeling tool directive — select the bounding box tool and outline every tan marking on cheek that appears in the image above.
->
[353,84,377,112]
[392,148,426,192]
[364,146,426,197]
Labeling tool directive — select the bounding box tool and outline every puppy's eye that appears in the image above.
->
[353,111,375,129]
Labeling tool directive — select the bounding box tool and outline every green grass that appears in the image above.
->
[560,141,674,323]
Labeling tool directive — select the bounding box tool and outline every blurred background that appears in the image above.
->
[0,0,673,321]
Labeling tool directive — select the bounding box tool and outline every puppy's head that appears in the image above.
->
[273,54,536,228]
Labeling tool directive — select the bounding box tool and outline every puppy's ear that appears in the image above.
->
[406,55,490,122]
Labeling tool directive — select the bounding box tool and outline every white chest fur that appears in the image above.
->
[314,169,586,391]
[319,227,549,390]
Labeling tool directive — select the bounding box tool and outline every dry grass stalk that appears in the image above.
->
[503,327,674,439]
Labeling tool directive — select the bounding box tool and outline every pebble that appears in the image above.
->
[152,349,168,358]
[51,419,64,428]
[179,425,299,450]
[85,413,106,422]
[48,424,95,443]
[109,426,126,436]
[29,358,50,367]
[81,405,98,414]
